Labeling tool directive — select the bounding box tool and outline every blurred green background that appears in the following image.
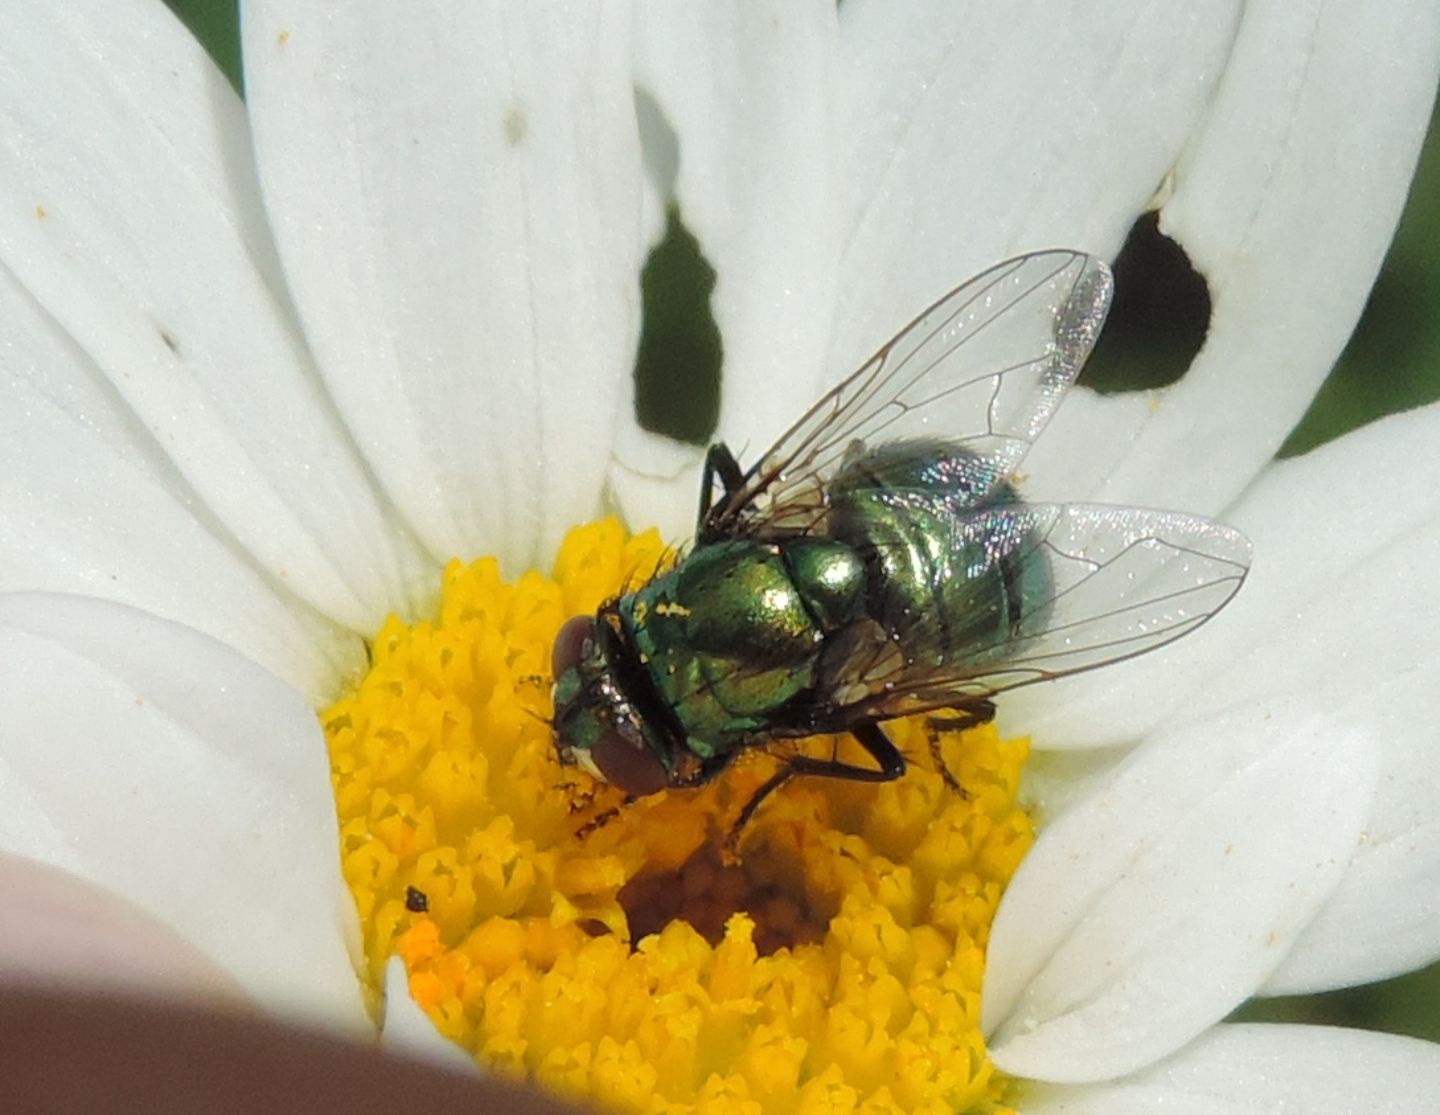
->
[166,1,1440,1043]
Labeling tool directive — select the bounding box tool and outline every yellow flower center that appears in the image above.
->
[323,520,1033,1114]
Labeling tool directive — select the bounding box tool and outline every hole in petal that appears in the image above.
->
[632,206,723,445]
[1079,212,1211,395]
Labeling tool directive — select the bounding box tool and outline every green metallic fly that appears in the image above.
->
[552,251,1250,832]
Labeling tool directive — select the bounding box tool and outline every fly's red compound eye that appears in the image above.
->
[590,729,669,796]
[552,616,595,679]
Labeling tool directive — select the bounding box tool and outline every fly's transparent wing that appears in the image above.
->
[819,503,1251,719]
[703,251,1113,541]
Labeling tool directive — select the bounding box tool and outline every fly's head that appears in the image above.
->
[551,609,672,797]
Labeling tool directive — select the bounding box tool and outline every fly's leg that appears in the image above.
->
[698,442,745,530]
[577,753,732,843]
[925,699,996,794]
[921,722,966,795]
[574,807,618,841]
[724,722,907,860]
[574,796,635,842]
[926,699,996,735]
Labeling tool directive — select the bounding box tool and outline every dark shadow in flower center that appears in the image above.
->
[616,841,835,956]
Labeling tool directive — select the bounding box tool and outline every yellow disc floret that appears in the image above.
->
[323,520,1033,1114]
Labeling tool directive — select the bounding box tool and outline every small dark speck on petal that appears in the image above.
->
[503,106,527,146]
[159,329,180,355]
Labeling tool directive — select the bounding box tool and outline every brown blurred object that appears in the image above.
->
[0,985,590,1115]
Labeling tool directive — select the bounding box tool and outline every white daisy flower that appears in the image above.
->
[1,1,1438,1110]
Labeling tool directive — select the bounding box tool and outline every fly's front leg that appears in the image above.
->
[925,699,995,794]
[724,722,906,860]
[698,442,745,531]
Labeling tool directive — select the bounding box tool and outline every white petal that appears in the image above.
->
[244,3,645,573]
[0,594,366,1031]
[985,697,1375,1083]
[1236,411,1440,992]
[379,956,479,1075]
[606,427,705,543]
[1019,1023,1440,1114]
[1026,0,1440,514]
[1211,407,1440,723]
[830,1,1241,372]
[1004,403,1440,748]
[1018,745,1134,828]
[0,263,360,705]
[0,853,242,999]
[1261,667,1440,994]
[0,1,427,630]
[1010,403,1440,989]
[1021,403,1440,988]
[626,2,841,477]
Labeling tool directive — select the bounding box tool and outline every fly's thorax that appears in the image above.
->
[620,539,866,753]
[781,538,867,632]
[551,612,673,797]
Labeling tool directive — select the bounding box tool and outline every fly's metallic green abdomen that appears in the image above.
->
[827,439,1055,676]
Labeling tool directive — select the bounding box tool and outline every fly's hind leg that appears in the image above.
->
[724,722,907,860]
[925,699,996,794]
